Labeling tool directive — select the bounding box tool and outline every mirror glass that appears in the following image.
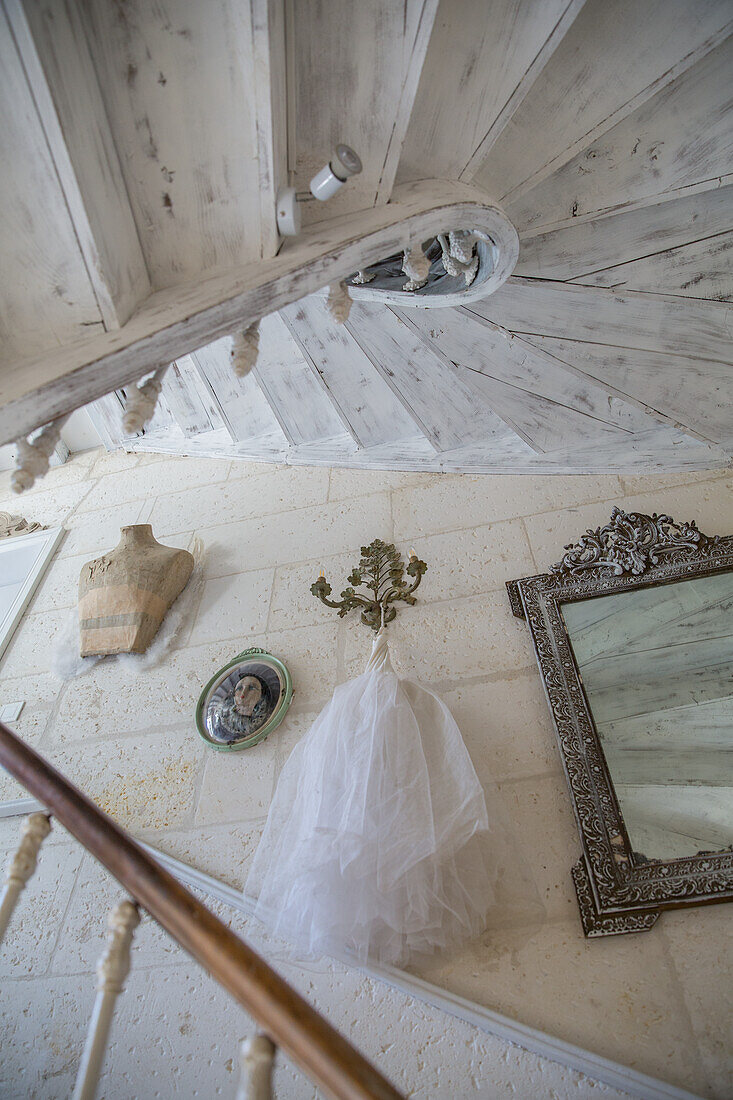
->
[561,571,733,863]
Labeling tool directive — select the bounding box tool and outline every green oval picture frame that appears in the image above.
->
[195,647,293,752]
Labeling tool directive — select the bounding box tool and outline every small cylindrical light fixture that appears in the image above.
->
[310,144,363,201]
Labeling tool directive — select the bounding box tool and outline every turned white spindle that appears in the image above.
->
[231,321,261,377]
[0,812,52,944]
[72,899,140,1100]
[12,416,69,494]
[325,280,352,323]
[236,1033,276,1100]
[121,367,168,435]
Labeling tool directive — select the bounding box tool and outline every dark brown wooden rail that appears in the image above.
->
[0,720,402,1100]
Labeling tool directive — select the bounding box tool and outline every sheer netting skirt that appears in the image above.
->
[246,631,542,967]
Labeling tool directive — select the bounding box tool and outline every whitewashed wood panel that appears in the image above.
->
[473,278,733,365]
[514,186,733,280]
[252,313,351,445]
[522,335,733,446]
[251,0,287,259]
[17,0,150,327]
[570,231,733,301]
[139,376,178,438]
[565,578,729,665]
[346,302,511,451]
[606,742,731,788]
[293,1,437,224]
[613,784,733,861]
[279,296,428,448]
[474,0,733,202]
[0,4,105,364]
[564,571,733,858]
[80,0,265,288]
[397,0,577,183]
[86,393,130,450]
[537,428,725,472]
[449,366,605,453]
[161,357,214,438]
[192,337,286,445]
[404,305,656,452]
[375,0,439,204]
[129,413,725,473]
[602,697,733,786]
[505,35,733,235]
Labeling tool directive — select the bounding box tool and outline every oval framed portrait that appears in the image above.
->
[196,647,293,751]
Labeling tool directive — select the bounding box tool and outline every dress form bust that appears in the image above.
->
[78,525,194,656]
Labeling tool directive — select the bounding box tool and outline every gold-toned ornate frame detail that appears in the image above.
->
[507,508,733,937]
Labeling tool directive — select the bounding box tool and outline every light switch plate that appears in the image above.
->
[0,702,25,723]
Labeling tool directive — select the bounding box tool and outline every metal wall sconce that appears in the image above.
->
[311,539,427,631]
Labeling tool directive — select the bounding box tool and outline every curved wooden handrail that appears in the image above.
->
[0,721,402,1100]
[0,179,515,445]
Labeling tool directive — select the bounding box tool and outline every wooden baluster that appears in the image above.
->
[0,812,51,945]
[236,1033,277,1100]
[72,899,140,1100]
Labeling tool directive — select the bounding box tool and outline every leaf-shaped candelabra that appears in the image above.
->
[311,539,427,631]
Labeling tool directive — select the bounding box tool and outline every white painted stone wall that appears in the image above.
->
[0,448,730,1099]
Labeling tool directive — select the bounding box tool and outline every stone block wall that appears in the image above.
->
[0,449,730,1098]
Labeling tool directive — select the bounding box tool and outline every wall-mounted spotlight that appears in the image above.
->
[276,144,362,236]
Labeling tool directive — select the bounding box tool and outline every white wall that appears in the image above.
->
[0,407,102,470]
[0,448,730,1099]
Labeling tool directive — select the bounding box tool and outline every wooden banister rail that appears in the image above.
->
[0,721,402,1100]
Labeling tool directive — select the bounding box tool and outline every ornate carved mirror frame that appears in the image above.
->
[507,508,733,937]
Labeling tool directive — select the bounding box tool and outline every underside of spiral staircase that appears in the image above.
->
[1,0,732,476]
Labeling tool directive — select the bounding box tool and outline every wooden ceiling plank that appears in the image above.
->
[280,296,430,450]
[375,0,439,205]
[9,0,150,329]
[505,34,733,236]
[474,0,733,205]
[518,175,733,241]
[515,185,733,280]
[252,313,350,446]
[115,419,726,474]
[160,357,214,439]
[79,0,266,289]
[0,179,500,445]
[292,1,432,225]
[277,310,367,447]
[472,277,733,365]
[192,338,286,445]
[346,301,508,451]
[402,305,658,454]
[0,1,106,363]
[459,0,587,181]
[434,428,726,474]
[569,231,733,301]
[251,0,287,258]
[521,335,733,448]
[451,363,647,453]
[396,0,574,184]
[409,305,656,433]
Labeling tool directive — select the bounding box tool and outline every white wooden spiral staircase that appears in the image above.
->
[0,0,731,477]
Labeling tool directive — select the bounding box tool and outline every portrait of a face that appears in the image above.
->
[198,654,290,749]
[234,675,262,716]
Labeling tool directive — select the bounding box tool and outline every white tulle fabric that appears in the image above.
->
[246,630,539,966]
